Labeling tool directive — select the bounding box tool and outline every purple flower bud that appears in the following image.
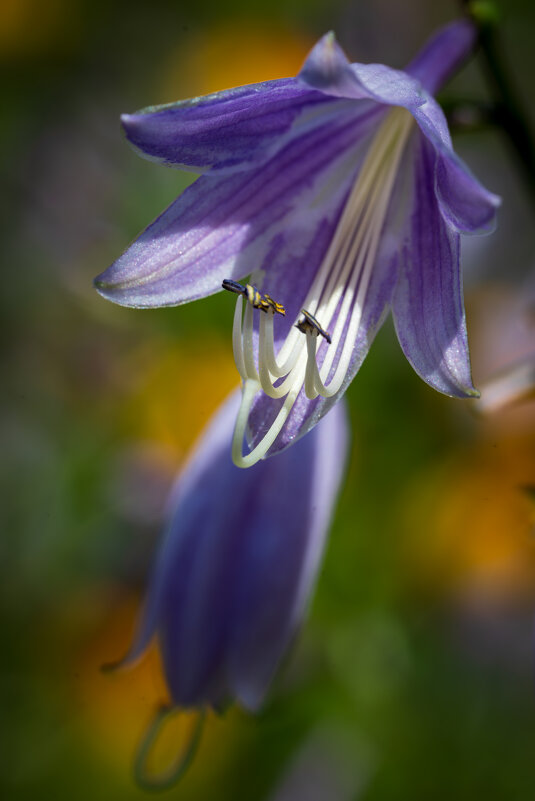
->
[127,390,348,712]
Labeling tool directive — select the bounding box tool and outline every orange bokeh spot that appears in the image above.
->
[402,285,535,603]
[401,433,535,602]
[121,336,238,462]
[159,20,314,102]
[0,0,75,57]
[72,591,169,769]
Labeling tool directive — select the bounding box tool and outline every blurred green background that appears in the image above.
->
[2,0,535,798]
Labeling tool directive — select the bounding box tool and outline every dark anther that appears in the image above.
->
[295,309,332,343]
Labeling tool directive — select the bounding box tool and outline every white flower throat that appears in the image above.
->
[225,107,414,467]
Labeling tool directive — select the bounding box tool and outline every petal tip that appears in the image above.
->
[466,386,481,399]
[322,30,338,49]
[477,194,501,235]
[447,376,480,399]
[300,29,351,90]
[120,112,143,139]
[93,272,128,305]
[442,371,480,399]
[93,272,112,293]
[434,380,480,400]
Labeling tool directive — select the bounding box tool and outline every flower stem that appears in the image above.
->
[464,0,535,205]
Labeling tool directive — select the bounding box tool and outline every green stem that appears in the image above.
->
[464,1,535,205]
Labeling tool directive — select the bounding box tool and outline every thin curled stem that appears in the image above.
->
[461,0,535,206]
[134,705,206,791]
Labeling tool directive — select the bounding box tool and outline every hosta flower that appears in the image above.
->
[130,389,347,709]
[95,20,499,466]
[126,390,347,784]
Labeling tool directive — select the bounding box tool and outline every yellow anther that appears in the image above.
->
[263,294,286,316]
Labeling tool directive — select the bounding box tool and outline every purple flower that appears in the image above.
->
[95,20,499,466]
[127,390,348,713]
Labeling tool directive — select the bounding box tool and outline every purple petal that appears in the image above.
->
[142,391,249,706]
[121,78,341,174]
[131,390,348,709]
[349,62,427,107]
[392,135,478,398]
[300,27,499,238]
[321,58,495,237]
[299,32,372,99]
[123,392,242,670]
[123,20,477,180]
[299,28,498,236]
[300,32,426,108]
[94,104,381,308]
[408,97,500,235]
[405,19,477,95]
[435,150,501,234]
[228,399,348,710]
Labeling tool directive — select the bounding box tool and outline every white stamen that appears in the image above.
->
[258,312,299,398]
[232,295,247,381]
[230,107,414,467]
[242,299,259,381]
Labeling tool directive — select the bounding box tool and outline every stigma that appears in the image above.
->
[224,106,414,468]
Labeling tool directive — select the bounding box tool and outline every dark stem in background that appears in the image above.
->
[463,0,535,205]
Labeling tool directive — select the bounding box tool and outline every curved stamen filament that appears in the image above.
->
[232,373,306,468]
[232,295,247,381]
[259,311,301,381]
[228,107,414,467]
[258,313,290,398]
[134,706,206,790]
[242,300,259,381]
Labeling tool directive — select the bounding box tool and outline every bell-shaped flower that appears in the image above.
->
[95,20,500,466]
[127,389,347,717]
[118,391,346,787]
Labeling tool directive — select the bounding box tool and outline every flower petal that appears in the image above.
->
[434,149,501,234]
[130,389,347,709]
[300,32,426,108]
[299,32,371,99]
[142,391,249,706]
[94,104,380,308]
[409,98,501,234]
[228,398,348,710]
[300,26,499,237]
[392,135,478,398]
[123,392,243,673]
[405,18,477,95]
[121,78,341,174]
